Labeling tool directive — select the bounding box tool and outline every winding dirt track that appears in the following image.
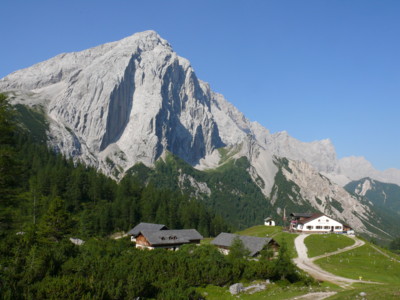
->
[369,244,400,263]
[293,234,380,287]
[290,291,337,300]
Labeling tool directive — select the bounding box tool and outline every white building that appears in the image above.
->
[264,217,275,226]
[290,213,351,233]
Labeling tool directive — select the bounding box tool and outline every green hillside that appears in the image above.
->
[302,233,400,285]
[308,234,400,300]
[127,153,276,230]
[345,178,400,241]
[315,243,400,284]
[304,234,355,258]
[345,178,400,215]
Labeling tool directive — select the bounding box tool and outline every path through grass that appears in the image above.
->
[304,234,355,258]
[327,283,400,300]
[197,282,336,300]
[315,243,400,284]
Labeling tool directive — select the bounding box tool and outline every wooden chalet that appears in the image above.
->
[135,229,203,250]
[127,222,168,242]
[211,233,280,257]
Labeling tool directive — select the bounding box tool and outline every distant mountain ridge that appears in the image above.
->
[345,177,400,216]
[1,30,399,237]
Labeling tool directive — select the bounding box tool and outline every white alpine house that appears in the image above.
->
[290,213,352,234]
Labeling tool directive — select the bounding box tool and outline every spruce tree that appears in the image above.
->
[0,94,19,233]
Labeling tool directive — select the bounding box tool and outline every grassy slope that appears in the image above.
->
[198,283,334,300]
[315,243,400,284]
[236,225,282,237]
[310,237,400,300]
[327,283,400,300]
[304,234,355,258]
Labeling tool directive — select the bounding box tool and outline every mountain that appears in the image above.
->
[1,30,398,238]
[336,157,400,187]
[345,178,400,237]
[345,177,400,216]
[1,31,225,177]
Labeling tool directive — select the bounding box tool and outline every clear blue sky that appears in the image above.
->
[1,0,399,170]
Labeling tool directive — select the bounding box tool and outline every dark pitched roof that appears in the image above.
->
[342,223,352,229]
[140,229,203,246]
[127,222,168,237]
[165,229,203,241]
[211,233,275,257]
[297,213,325,224]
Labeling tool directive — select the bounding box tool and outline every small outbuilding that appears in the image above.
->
[69,237,85,246]
[135,229,203,250]
[264,217,275,226]
[211,233,279,257]
[127,222,168,242]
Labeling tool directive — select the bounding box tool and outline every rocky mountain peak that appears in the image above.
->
[0,31,223,175]
[118,30,171,49]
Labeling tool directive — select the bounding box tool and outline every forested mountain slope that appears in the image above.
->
[1,91,397,242]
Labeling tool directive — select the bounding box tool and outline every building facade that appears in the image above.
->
[290,213,350,233]
[135,229,203,250]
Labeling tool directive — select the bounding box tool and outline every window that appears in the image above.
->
[326,219,329,222]
[324,226,330,229]
[316,226,322,229]
[306,226,313,230]
[335,226,342,230]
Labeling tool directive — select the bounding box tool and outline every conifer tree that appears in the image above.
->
[37,197,72,242]
[0,93,19,233]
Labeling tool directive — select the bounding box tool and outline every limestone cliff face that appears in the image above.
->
[0,31,224,174]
